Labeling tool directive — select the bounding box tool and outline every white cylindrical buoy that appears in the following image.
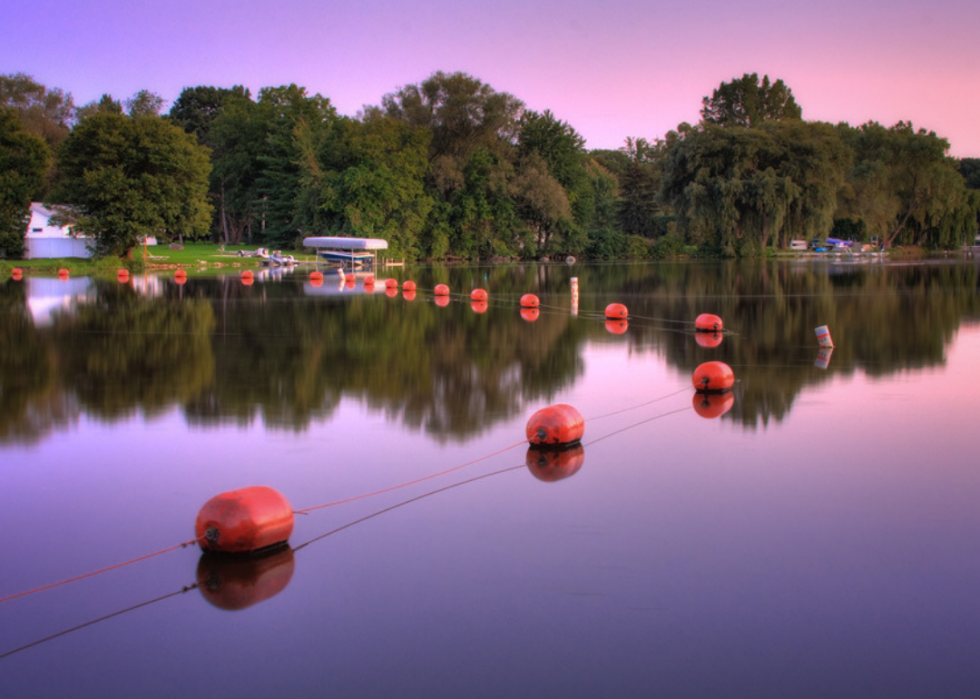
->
[815,325,834,348]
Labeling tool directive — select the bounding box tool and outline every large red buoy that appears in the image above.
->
[526,404,585,447]
[471,288,488,302]
[195,486,294,554]
[434,283,450,296]
[385,278,398,289]
[471,300,488,314]
[520,307,540,322]
[692,392,735,419]
[692,361,735,393]
[196,547,295,611]
[526,444,585,482]
[605,303,628,320]
[695,313,723,333]
[605,319,628,335]
[402,280,416,292]
[520,293,540,308]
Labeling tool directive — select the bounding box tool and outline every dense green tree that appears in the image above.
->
[959,158,980,190]
[54,112,212,256]
[168,85,250,145]
[125,89,165,118]
[0,73,74,149]
[0,109,50,258]
[617,137,662,238]
[701,73,802,128]
[75,94,123,121]
[207,92,265,244]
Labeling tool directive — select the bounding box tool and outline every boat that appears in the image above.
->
[303,236,388,270]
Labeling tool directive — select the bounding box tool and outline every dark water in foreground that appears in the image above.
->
[2,259,979,698]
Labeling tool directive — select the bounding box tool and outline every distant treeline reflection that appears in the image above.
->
[1,261,977,444]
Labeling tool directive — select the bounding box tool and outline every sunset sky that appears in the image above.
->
[3,0,978,156]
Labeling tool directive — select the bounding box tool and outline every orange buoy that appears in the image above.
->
[520,307,540,322]
[344,279,356,290]
[434,283,450,296]
[117,269,130,282]
[471,288,488,302]
[241,276,254,287]
[310,271,324,282]
[195,486,295,554]
[385,278,398,288]
[11,267,23,281]
[310,276,324,288]
[345,273,355,283]
[364,274,375,286]
[197,547,295,611]
[58,268,70,279]
[692,361,735,393]
[471,300,488,314]
[241,270,254,280]
[403,290,416,301]
[605,319,628,335]
[434,295,450,307]
[695,332,723,349]
[526,444,585,482]
[695,313,723,333]
[605,303,628,320]
[402,280,416,292]
[385,287,398,298]
[692,392,735,419]
[526,404,585,447]
[520,293,540,308]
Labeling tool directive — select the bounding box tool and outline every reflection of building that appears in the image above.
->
[24,203,93,259]
[26,276,95,327]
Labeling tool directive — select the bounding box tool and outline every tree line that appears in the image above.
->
[2,70,978,260]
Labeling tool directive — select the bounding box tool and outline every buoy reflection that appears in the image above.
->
[196,546,295,611]
[605,319,628,335]
[520,308,540,322]
[695,332,723,348]
[692,391,734,419]
[526,444,585,482]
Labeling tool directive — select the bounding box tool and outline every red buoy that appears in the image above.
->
[695,313,723,333]
[526,444,585,482]
[344,279,356,290]
[310,276,324,288]
[471,300,488,314]
[175,269,187,279]
[385,287,398,297]
[310,271,324,282]
[364,274,375,286]
[692,392,735,419]
[197,547,295,610]
[692,361,735,393]
[117,269,130,283]
[520,307,540,322]
[195,486,295,554]
[241,270,254,280]
[241,276,254,287]
[434,295,450,307]
[605,303,628,320]
[520,293,540,308]
[345,273,355,283]
[58,268,70,279]
[695,332,723,349]
[471,288,488,302]
[526,404,585,447]
[605,319,628,335]
[434,283,450,296]
[11,268,23,281]
[402,280,416,292]
[403,290,416,301]
[385,278,398,289]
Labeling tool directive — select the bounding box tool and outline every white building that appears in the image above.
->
[24,203,94,259]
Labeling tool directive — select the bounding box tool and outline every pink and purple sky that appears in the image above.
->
[3,0,978,156]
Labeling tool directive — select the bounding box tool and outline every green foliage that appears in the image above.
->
[701,73,802,128]
[0,73,74,149]
[54,112,212,256]
[0,109,50,258]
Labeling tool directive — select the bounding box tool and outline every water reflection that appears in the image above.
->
[2,260,978,444]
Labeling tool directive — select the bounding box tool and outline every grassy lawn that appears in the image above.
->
[1,243,319,278]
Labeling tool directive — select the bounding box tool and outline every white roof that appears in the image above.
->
[303,236,388,250]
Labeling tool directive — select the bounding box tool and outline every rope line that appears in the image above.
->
[0,538,200,605]
[292,439,529,515]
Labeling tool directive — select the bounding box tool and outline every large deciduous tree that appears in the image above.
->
[0,109,50,258]
[701,73,802,128]
[54,112,212,257]
[0,73,75,149]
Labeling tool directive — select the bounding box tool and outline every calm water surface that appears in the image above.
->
[2,260,979,698]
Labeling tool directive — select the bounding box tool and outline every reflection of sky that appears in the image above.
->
[3,300,980,694]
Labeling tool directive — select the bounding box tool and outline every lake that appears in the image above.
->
[2,259,979,698]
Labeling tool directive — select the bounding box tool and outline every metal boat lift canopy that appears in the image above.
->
[303,236,389,270]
